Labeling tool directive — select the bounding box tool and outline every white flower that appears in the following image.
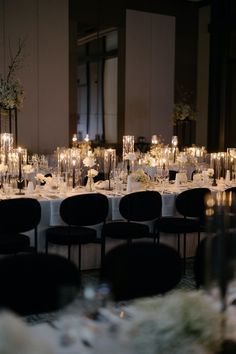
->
[173,102,196,122]
[131,169,150,183]
[83,155,96,168]
[22,165,34,174]
[0,40,25,110]
[143,155,156,166]
[88,168,98,177]
[44,175,59,189]
[0,78,24,109]
[35,173,47,183]
[127,291,222,354]
[207,168,214,178]
[0,163,8,173]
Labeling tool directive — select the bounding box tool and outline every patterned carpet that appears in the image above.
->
[25,259,196,325]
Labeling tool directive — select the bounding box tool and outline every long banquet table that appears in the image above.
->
[26,186,182,269]
[4,178,234,269]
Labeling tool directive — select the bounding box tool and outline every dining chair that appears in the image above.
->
[156,187,211,273]
[0,253,80,316]
[45,193,109,271]
[101,190,162,264]
[100,242,182,301]
[0,197,41,254]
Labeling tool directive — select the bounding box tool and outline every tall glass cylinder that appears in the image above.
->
[104,148,116,178]
[0,133,13,164]
[122,135,134,160]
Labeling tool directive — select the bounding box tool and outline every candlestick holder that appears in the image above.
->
[122,135,134,160]
[212,174,218,186]
[16,179,25,195]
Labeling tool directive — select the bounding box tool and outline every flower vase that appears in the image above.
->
[86,174,95,192]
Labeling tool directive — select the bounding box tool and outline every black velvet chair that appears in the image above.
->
[0,197,41,254]
[46,193,109,271]
[0,253,80,316]
[156,188,211,273]
[101,191,162,262]
[101,242,182,301]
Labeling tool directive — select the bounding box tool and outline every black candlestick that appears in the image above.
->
[72,166,76,189]
[16,149,25,195]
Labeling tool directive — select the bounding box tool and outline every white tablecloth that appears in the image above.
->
[23,181,222,269]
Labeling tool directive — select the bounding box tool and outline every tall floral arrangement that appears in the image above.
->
[172,87,196,124]
[0,39,25,110]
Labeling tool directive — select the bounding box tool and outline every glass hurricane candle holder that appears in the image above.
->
[122,135,134,160]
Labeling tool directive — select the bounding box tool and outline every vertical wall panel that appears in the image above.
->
[125,10,175,144]
[0,0,69,153]
[196,5,210,148]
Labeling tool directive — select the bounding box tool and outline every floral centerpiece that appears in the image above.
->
[129,169,150,191]
[35,173,47,184]
[172,88,196,124]
[131,169,150,184]
[0,40,25,111]
[172,101,196,123]
[83,154,98,192]
[125,290,223,354]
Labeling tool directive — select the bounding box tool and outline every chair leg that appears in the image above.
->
[68,244,71,260]
[45,238,48,254]
[155,232,160,244]
[78,244,82,272]
[198,231,201,245]
[177,233,180,254]
[101,237,106,270]
[183,233,186,275]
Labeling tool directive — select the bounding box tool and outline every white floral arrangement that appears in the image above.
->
[83,154,96,168]
[35,173,47,183]
[44,175,59,190]
[0,311,54,354]
[131,169,150,184]
[207,168,214,178]
[0,163,8,174]
[22,164,34,174]
[142,154,156,167]
[172,88,196,123]
[126,291,222,354]
[173,102,196,122]
[87,168,98,178]
[0,78,24,109]
[0,40,25,110]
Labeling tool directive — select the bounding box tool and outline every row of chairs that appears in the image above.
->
[0,188,235,316]
[0,188,216,271]
[0,235,229,316]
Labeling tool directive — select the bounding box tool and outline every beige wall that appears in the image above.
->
[125,10,175,144]
[0,0,69,154]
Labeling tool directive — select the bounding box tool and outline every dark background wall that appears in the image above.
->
[70,0,236,151]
